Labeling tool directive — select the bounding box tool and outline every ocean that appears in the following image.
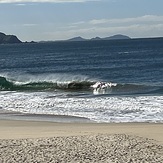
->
[0,38,163,123]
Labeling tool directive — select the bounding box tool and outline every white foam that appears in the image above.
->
[0,91,163,123]
[91,82,117,95]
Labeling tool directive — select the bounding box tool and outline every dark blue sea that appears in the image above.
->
[0,38,163,122]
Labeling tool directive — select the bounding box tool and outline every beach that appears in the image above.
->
[0,113,163,162]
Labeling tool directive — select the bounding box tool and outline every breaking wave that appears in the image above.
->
[0,74,162,95]
[0,74,93,91]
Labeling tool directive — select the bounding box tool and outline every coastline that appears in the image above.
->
[0,110,163,143]
[0,109,92,123]
[1,111,163,162]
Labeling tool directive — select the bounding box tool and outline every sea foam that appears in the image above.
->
[0,91,163,123]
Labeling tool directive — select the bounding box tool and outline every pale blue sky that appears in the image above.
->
[0,0,163,41]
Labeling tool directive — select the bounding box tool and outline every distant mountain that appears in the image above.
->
[90,37,101,41]
[67,34,131,42]
[0,32,22,44]
[103,34,131,40]
[67,36,86,42]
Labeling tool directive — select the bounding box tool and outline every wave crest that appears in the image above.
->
[0,75,94,91]
[0,74,162,95]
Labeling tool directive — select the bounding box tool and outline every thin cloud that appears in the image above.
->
[67,15,163,38]
[23,24,38,26]
[89,15,163,25]
[0,0,100,3]
[71,21,86,25]
[15,3,26,5]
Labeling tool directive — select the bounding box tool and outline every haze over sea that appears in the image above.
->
[0,38,163,123]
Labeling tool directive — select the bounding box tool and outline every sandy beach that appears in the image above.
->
[0,115,163,162]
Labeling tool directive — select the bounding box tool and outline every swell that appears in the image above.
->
[0,76,162,95]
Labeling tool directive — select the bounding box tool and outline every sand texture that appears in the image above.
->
[0,119,163,162]
[0,134,163,163]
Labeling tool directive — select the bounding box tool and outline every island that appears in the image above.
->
[0,32,22,44]
[0,32,131,44]
[67,34,131,42]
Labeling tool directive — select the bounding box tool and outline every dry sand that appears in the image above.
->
[0,119,163,162]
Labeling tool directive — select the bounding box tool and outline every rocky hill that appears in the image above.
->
[67,34,131,42]
[0,32,22,44]
[103,34,131,40]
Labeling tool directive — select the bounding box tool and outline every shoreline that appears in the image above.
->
[0,118,163,143]
[0,109,92,123]
[0,109,163,142]
[1,111,163,162]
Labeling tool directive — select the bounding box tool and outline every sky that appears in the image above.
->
[0,0,163,41]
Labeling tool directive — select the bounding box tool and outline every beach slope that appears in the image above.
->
[0,120,163,162]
